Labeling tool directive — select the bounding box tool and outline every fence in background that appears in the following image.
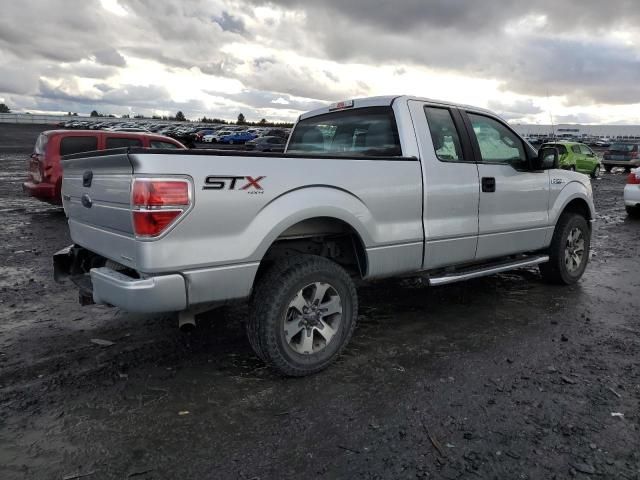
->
[0,113,186,125]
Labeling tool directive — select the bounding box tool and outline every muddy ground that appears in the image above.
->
[0,124,639,480]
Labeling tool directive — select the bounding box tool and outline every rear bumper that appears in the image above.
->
[602,160,640,167]
[23,181,60,202]
[53,245,187,313]
[90,268,187,313]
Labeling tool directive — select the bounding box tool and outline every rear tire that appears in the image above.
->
[625,167,632,173]
[540,213,590,285]
[247,255,358,376]
[604,165,613,173]
[590,165,599,179]
[626,205,640,219]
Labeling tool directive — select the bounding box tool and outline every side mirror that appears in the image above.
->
[534,146,559,170]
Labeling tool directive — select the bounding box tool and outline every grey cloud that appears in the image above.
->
[247,0,640,105]
[213,12,246,34]
[487,99,543,117]
[94,48,127,67]
[205,89,325,111]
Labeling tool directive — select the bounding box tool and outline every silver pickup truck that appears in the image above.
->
[54,95,595,376]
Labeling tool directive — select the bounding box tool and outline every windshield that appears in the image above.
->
[287,106,402,156]
[610,143,636,152]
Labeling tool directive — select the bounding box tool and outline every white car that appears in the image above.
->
[624,168,640,218]
[202,134,216,143]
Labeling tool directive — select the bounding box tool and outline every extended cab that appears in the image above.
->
[54,96,595,376]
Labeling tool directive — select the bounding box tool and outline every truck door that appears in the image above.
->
[408,101,480,269]
[462,111,550,260]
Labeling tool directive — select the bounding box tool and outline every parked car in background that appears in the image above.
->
[261,128,289,139]
[540,141,600,178]
[244,136,286,152]
[602,142,640,172]
[595,138,611,147]
[23,130,185,205]
[624,168,640,218]
[220,131,256,144]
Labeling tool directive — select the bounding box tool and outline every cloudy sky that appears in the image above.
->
[1,0,640,124]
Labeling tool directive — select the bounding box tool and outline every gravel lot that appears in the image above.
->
[1,124,639,480]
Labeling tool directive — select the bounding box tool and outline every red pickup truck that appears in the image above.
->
[23,130,185,204]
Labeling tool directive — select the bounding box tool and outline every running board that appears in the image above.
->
[428,255,549,286]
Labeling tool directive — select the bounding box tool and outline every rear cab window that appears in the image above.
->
[60,136,98,156]
[106,137,143,149]
[287,106,402,157]
[424,107,465,162]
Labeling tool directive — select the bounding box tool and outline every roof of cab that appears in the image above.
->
[298,95,495,121]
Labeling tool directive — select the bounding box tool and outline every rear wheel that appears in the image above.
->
[540,213,590,285]
[625,167,632,173]
[590,164,599,179]
[626,205,640,219]
[604,165,613,173]
[247,255,358,376]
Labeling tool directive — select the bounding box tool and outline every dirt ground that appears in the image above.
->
[1,124,639,480]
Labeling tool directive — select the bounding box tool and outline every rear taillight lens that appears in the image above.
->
[133,180,189,206]
[627,172,640,185]
[132,179,191,237]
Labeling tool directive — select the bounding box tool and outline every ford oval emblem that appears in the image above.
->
[81,193,93,208]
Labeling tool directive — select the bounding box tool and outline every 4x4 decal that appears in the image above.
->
[203,176,265,192]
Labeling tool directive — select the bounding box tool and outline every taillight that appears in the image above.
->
[628,172,640,185]
[132,179,191,237]
[631,151,638,159]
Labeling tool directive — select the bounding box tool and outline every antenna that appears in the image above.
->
[547,90,556,139]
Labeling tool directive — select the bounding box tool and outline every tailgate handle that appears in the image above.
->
[83,170,93,188]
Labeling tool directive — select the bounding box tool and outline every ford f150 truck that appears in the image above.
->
[54,95,595,376]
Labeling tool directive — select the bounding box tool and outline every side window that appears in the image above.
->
[467,113,527,168]
[579,145,593,156]
[150,141,180,149]
[59,136,98,156]
[571,145,581,154]
[424,107,464,162]
[106,137,143,149]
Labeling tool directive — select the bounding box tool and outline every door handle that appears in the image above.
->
[482,177,496,193]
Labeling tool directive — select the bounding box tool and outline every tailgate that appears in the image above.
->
[62,150,138,266]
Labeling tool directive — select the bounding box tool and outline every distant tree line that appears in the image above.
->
[0,103,10,113]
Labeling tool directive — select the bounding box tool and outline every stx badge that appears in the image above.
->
[203,176,266,192]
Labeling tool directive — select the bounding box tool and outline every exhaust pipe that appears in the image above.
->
[178,310,196,332]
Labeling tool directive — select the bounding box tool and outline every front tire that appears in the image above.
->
[539,213,590,284]
[590,165,599,179]
[247,255,358,376]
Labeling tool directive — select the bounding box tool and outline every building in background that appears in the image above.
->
[511,123,640,140]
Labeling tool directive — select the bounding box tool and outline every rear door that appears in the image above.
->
[462,111,550,260]
[408,100,480,269]
[577,144,596,172]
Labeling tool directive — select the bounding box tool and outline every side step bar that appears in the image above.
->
[428,255,549,286]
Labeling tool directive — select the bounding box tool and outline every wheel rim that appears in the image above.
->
[564,227,585,273]
[283,282,342,355]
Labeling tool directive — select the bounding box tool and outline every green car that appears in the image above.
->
[540,141,600,178]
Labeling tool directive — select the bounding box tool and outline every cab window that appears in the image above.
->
[467,113,527,168]
[424,107,464,162]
